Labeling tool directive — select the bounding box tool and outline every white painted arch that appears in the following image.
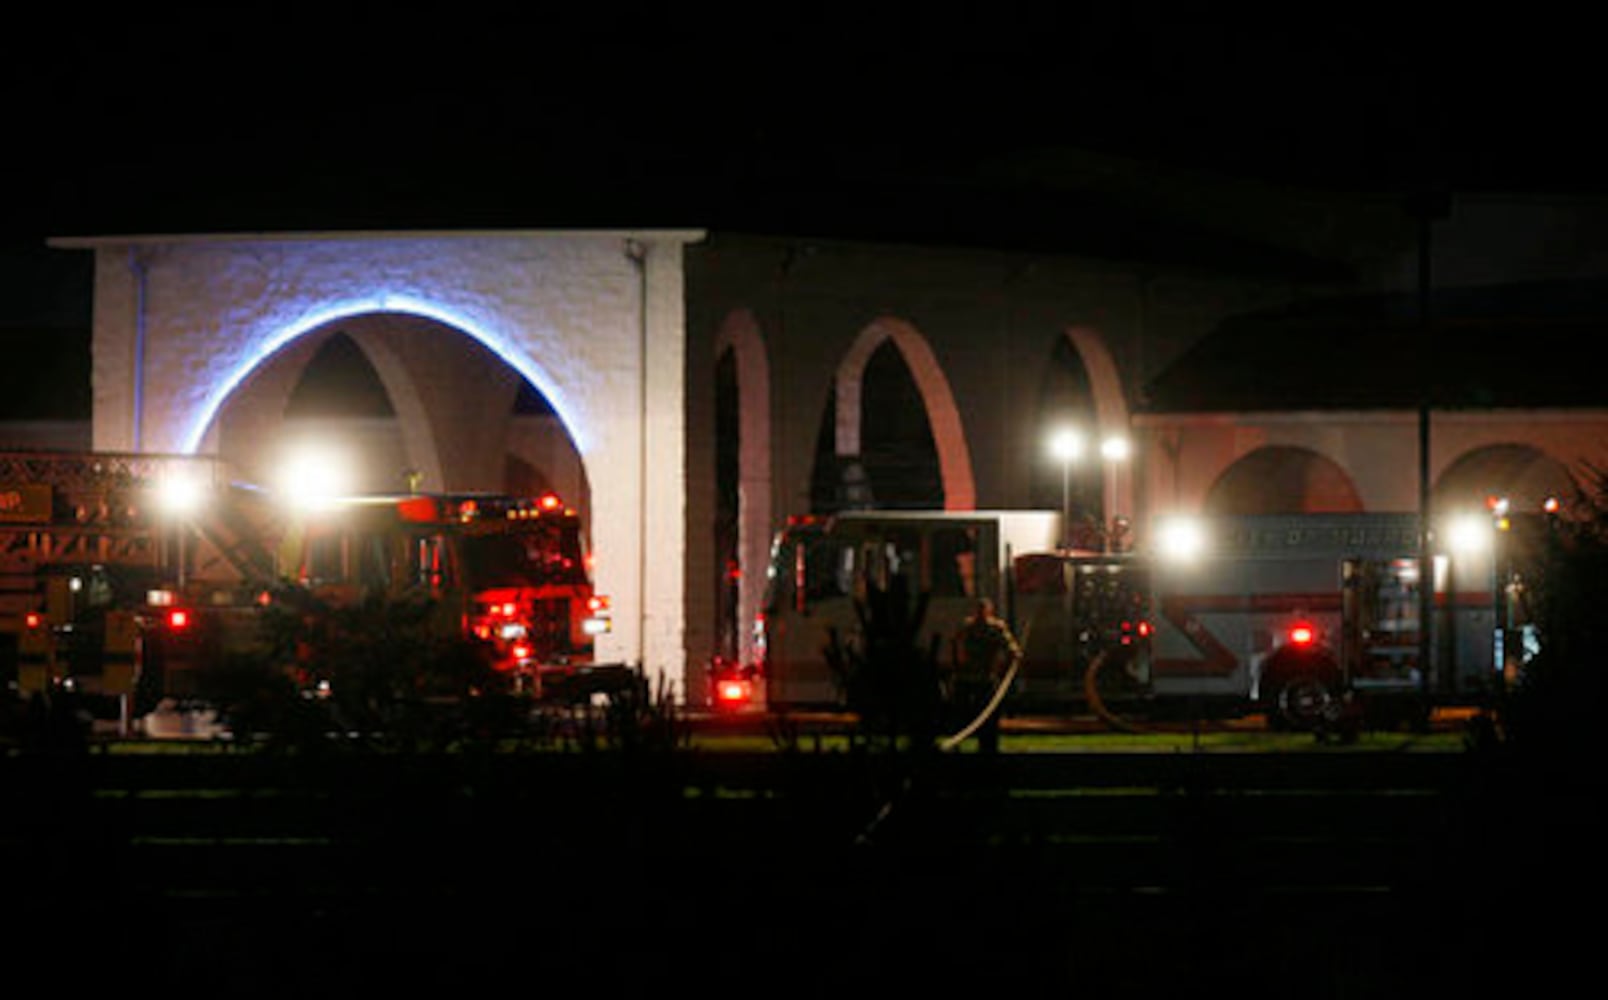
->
[714,308,772,666]
[54,229,704,695]
[834,316,976,511]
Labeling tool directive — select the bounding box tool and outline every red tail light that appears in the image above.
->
[715,678,752,707]
[168,609,192,631]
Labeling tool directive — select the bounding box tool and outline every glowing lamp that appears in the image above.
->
[1287,622,1316,647]
[275,442,351,510]
[1154,515,1208,563]
[155,473,207,517]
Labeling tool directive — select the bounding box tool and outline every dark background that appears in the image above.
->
[4,10,1604,346]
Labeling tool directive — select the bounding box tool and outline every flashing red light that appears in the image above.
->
[1136,620,1153,638]
[716,678,752,706]
[538,492,563,512]
[511,641,533,662]
[24,611,43,630]
[168,609,192,631]
[398,496,440,522]
[1288,622,1316,647]
[498,601,517,618]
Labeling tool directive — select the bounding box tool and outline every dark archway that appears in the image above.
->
[1435,443,1577,515]
[715,347,741,660]
[1206,446,1365,515]
[812,340,943,511]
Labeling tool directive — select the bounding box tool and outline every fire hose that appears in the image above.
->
[938,654,1022,752]
[1082,648,1154,735]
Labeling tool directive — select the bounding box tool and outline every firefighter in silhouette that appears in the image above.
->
[948,598,1021,753]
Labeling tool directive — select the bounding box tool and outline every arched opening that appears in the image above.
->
[1435,444,1577,516]
[713,309,772,669]
[813,318,973,512]
[1206,446,1365,515]
[715,347,741,661]
[211,312,589,524]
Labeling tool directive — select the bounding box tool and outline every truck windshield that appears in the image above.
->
[458,525,588,589]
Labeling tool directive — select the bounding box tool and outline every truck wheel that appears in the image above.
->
[1270,674,1336,731]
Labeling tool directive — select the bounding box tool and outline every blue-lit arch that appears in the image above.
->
[181,294,586,455]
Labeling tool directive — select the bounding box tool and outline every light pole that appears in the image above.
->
[1049,427,1083,549]
[1099,435,1131,552]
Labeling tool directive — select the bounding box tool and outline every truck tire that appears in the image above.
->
[1260,647,1342,731]
[1269,673,1336,731]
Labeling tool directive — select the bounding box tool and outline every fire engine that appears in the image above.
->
[2,448,623,736]
[1145,509,1538,728]
[741,509,1148,713]
[0,450,275,734]
[274,490,620,699]
[736,505,1538,730]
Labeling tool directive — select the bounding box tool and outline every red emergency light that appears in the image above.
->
[1287,622,1317,647]
[168,609,192,631]
[715,677,753,708]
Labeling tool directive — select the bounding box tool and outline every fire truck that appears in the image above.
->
[737,506,1536,729]
[0,450,276,734]
[1145,509,1537,728]
[274,490,619,698]
[740,509,1150,713]
[2,448,622,737]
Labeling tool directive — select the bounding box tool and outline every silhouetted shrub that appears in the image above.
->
[824,573,943,752]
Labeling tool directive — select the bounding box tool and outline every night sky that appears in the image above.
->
[4,11,1604,330]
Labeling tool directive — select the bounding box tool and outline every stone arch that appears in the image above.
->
[1435,443,1578,515]
[1206,445,1365,514]
[714,308,771,665]
[834,317,975,510]
[207,310,594,520]
[186,298,583,460]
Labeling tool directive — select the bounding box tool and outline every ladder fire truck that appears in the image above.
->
[0,450,275,734]
[2,449,619,737]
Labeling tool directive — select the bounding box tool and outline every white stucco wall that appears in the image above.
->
[55,229,703,695]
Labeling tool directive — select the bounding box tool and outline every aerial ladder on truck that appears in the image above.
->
[1,450,281,734]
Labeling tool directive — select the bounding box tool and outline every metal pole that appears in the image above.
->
[1415,194,1445,697]
[1061,458,1071,550]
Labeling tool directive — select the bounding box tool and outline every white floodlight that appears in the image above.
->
[1100,435,1131,463]
[1154,515,1208,563]
[1444,513,1493,556]
[1049,427,1084,463]
[276,442,351,510]
[155,472,207,517]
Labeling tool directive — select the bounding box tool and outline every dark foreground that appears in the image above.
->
[4,740,1599,997]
